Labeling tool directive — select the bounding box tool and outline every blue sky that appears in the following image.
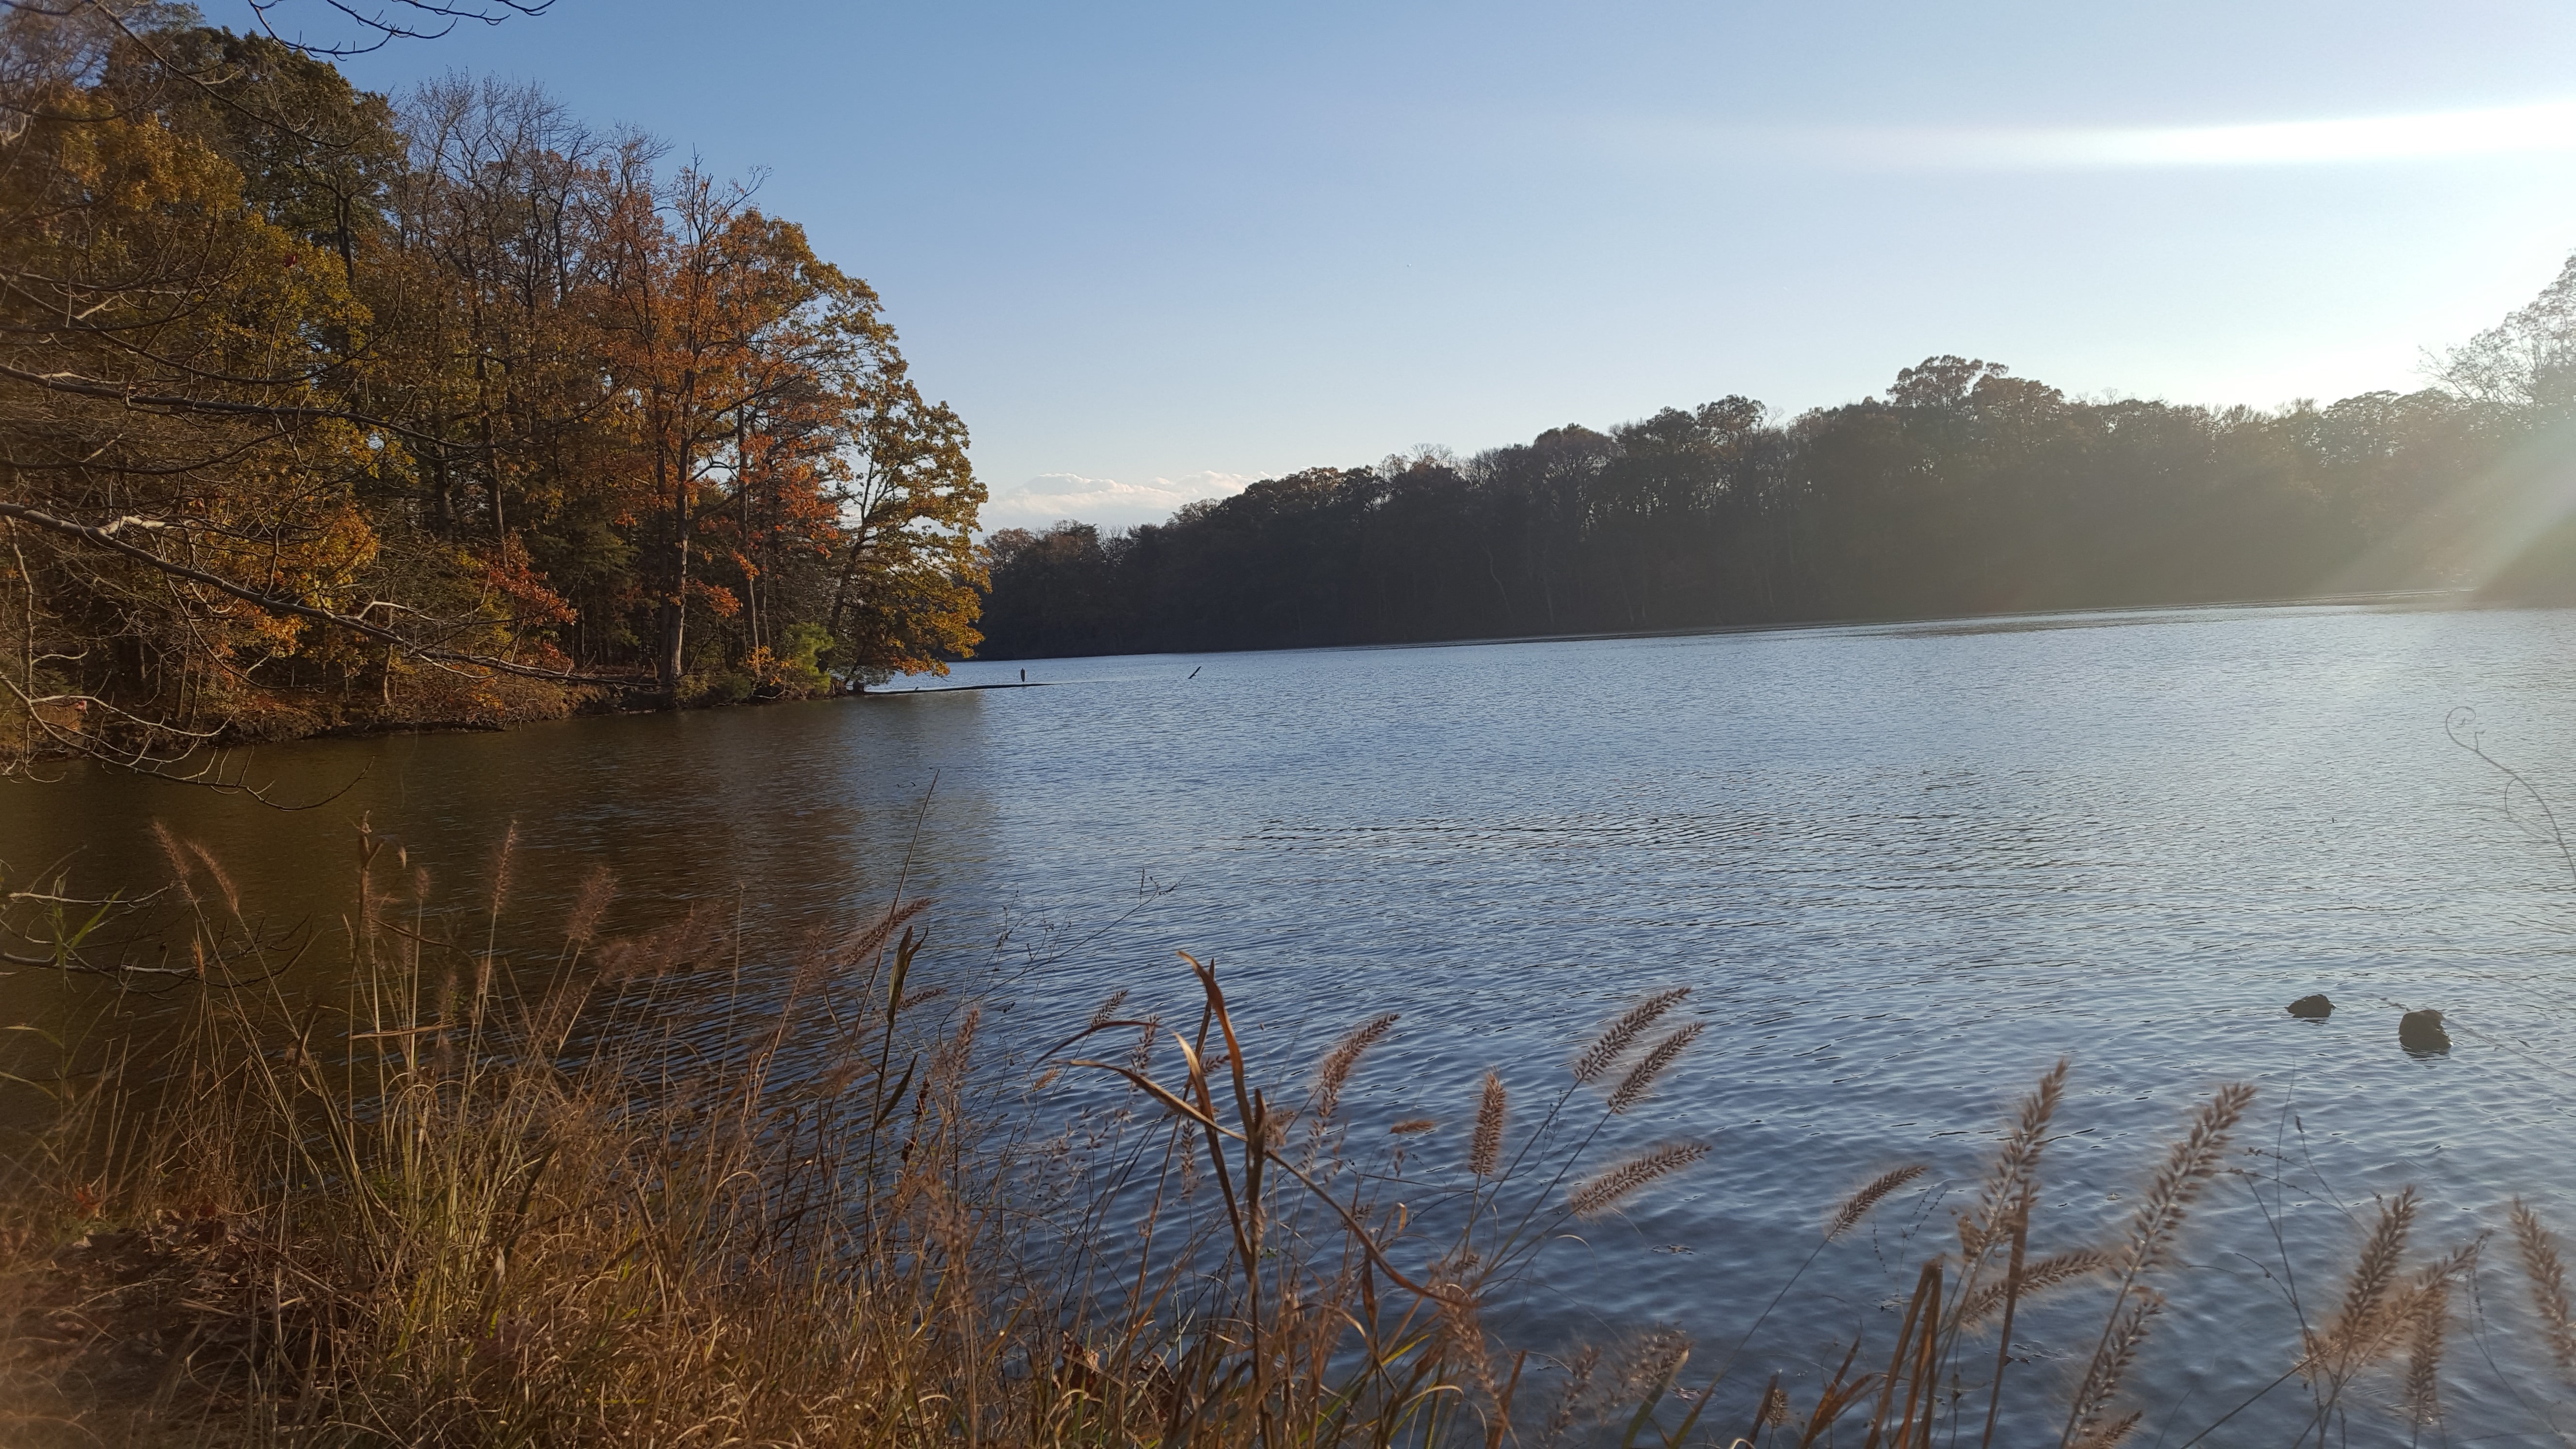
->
[311,1,2576,531]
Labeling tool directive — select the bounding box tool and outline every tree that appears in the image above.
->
[2438,254,2576,415]
[0,1,601,775]
[821,363,983,687]
[0,8,984,773]
[976,254,2576,660]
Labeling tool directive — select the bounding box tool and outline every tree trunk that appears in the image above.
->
[657,448,690,694]
[738,412,757,659]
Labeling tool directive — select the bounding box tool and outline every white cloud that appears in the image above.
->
[981,470,1254,534]
[1900,99,2576,169]
[1612,98,2576,172]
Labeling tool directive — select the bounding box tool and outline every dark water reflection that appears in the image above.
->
[9,598,2576,1440]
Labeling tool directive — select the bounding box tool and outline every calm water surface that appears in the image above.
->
[10,599,2576,1440]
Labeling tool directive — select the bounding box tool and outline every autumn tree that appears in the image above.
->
[0,2,605,774]
[0,6,984,772]
[819,362,982,687]
[0,5,453,770]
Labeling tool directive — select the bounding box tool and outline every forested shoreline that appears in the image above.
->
[979,264,2576,658]
[20,5,2576,767]
[0,9,984,775]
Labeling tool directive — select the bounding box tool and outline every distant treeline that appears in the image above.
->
[980,262,2576,658]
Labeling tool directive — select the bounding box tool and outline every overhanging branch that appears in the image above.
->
[0,360,443,445]
[0,499,634,687]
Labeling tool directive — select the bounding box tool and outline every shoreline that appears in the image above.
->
[7,588,2518,770]
[956,585,2489,666]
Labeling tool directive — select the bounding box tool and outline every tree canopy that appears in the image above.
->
[980,271,2576,660]
[0,5,983,775]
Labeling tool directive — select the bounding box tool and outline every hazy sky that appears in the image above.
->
[317,1,2576,531]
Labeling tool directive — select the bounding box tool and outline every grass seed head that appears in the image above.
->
[1546,1344,1601,1438]
[2512,1198,2576,1374]
[566,866,614,946]
[1572,987,1691,1085]
[1956,1248,2113,1329]
[1607,1020,1704,1113]
[1468,1069,1507,1177]
[1826,1163,1926,1242]
[1314,1011,1399,1118]
[1568,1140,1711,1218]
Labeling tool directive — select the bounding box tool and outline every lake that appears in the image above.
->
[9,597,2576,1440]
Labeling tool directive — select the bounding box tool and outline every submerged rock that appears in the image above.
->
[2399,1008,2451,1055]
[2287,994,2333,1019]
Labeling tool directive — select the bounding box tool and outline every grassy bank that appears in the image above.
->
[4,831,2575,1446]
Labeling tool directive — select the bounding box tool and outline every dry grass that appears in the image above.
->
[1827,1166,1927,1244]
[4,831,2576,1448]
[1467,1072,1506,1180]
[2513,1197,2576,1375]
[1566,1143,1713,1219]
[4,829,1029,1447]
[0,831,1747,1447]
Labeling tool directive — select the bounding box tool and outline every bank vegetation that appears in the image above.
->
[0,4,983,777]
